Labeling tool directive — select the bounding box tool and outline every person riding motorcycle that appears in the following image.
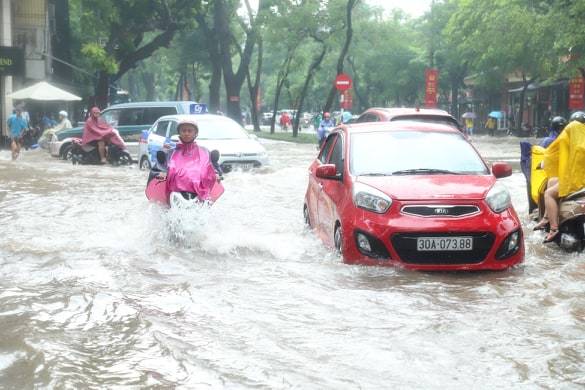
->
[540,116,567,148]
[82,106,126,164]
[536,111,585,243]
[156,119,218,201]
[317,112,335,147]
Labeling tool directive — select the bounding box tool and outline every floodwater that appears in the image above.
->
[0,136,583,389]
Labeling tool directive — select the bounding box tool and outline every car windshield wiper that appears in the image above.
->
[359,173,389,176]
[391,168,462,175]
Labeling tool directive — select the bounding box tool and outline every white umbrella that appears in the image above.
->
[8,81,82,101]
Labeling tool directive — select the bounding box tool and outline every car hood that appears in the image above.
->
[196,138,266,156]
[356,175,495,201]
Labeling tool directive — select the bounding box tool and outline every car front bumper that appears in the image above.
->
[341,204,524,271]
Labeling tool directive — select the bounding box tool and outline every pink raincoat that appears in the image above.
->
[166,141,217,200]
[81,107,126,149]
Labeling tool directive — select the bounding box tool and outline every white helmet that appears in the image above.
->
[59,110,68,117]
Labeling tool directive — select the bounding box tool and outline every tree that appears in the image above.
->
[72,0,198,107]
[446,0,555,129]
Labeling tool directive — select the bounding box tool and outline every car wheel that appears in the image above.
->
[62,144,73,161]
[140,156,151,170]
[334,224,343,254]
[303,204,311,227]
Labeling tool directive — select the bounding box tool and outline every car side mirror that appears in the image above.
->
[156,150,167,166]
[492,162,512,178]
[316,164,340,180]
[170,135,180,142]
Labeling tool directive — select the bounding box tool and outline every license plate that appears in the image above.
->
[417,236,473,251]
[238,163,254,169]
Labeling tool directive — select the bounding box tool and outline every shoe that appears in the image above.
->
[533,219,549,231]
[543,228,559,243]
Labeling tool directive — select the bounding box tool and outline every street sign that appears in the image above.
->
[424,68,439,108]
[0,46,24,76]
[340,90,353,109]
[569,77,584,110]
[334,73,352,91]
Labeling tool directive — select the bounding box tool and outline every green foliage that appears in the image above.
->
[80,43,118,74]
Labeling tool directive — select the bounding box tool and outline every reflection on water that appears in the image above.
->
[0,137,583,388]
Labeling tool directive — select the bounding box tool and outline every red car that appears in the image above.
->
[356,107,463,132]
[303,121,524,271]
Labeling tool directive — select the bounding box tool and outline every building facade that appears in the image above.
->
[0,0,54,140]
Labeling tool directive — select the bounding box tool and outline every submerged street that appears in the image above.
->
[0,136,583,388]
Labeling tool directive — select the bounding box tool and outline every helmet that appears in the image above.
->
[569,111,585,123]
[58,110,68,117]
[323,112,330,118]
[177,118,199,132]
[550,116,567,132]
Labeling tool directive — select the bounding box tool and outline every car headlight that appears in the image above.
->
[352,182,392,214]
[485,183,511,213]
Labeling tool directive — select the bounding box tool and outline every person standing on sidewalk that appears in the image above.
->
[7,108,28,160]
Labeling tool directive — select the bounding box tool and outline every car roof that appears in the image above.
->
[341,120,463,135]
[362,107,452,117]
[106,101,199,109]
[154,113,236,123]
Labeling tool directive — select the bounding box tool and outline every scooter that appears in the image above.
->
[145,149,224,208]
[520,141,585,251]
[68,137,132,166]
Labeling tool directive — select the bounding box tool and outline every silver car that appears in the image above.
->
[138,114,269,171]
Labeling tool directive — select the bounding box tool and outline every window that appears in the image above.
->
[144,107,177,124]
[319,134,336,163]
[101,109,120,127]
[118,108,145,126]
[329,135,344,174]
[357,113,378,123]
[154,121,170,136]
[350,131,488,176]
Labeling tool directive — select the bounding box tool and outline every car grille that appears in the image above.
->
[390,232,495,265]
[401,205,480,217]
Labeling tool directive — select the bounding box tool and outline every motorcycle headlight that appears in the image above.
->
[352,182,392,214]
[485,183,511,213]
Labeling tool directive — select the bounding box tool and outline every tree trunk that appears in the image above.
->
[517,74,536,132]
[195,12,222,112]
[270,46,297,133]
[246,36,263,132]
[323,0,358,113]
[215,0,257,124]
[346,55,366,111]
[293,43,328,137]
[143,71,156,100]
[95,71,110,109]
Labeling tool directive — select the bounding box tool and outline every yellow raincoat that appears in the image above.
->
[543,121,585,197]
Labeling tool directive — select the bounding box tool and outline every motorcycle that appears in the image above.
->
[520,141,585,251]
[145,149,224,208]
[68,137,132,166]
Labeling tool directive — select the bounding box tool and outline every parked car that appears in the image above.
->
[356,107,463,132]
[261,112,273,126]
[49,101,206,161]
[303,120,524,270]
[138,114,269,172]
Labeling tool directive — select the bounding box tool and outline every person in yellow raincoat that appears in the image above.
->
[540,113,585,242]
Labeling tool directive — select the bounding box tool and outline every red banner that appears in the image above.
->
[569,77,584,110]
[340,90,352,109]
[425,68,439,108]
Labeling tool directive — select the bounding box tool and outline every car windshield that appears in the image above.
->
[350,130,488,176]
[172,117,248,140]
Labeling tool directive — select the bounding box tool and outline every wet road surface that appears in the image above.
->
[0,136,583,389]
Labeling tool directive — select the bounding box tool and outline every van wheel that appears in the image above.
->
[140,156,151,170]
[61,144,73,161]
[334,224,343,254]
